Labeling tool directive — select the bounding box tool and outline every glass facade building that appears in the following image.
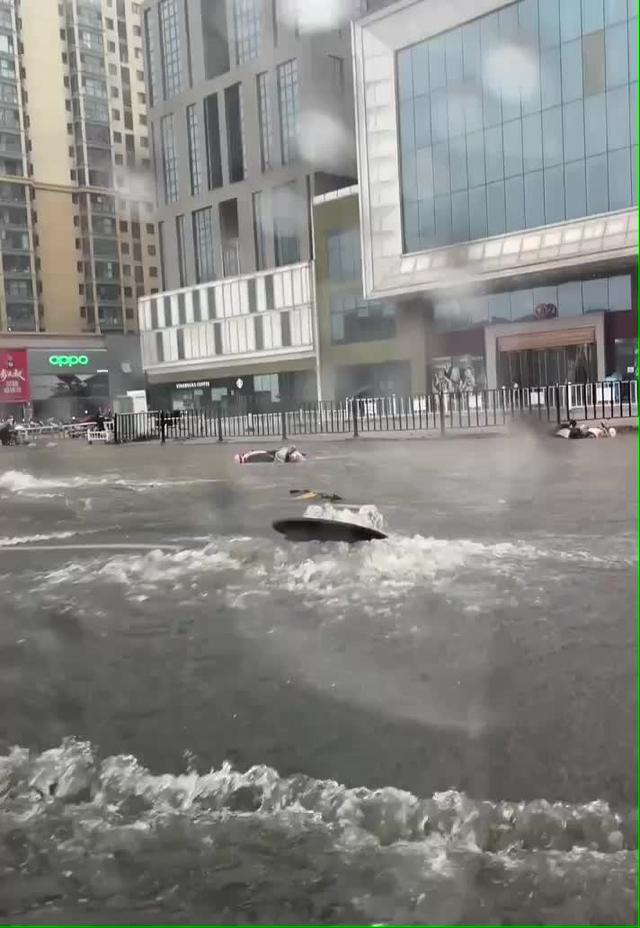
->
[397,0,637,252]
[326,228,396,344]
[433,273,633,330]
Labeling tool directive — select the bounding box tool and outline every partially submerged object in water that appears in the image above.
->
[273,517,387,543]
[274,501,387,543]
[289,489,343,502]
[234,445,306,463]
[556,420,617,439]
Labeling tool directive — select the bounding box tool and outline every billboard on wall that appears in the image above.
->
[0,349,30,404]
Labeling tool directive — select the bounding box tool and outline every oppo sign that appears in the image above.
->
[48,354,90,368]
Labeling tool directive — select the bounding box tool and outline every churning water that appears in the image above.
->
[0,437,636,923]
[0,738,635,925]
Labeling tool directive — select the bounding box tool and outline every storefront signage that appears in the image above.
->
[27,348,107,378]
[0,349,30,404]
[176,380,210,389]
[48,354,89,368]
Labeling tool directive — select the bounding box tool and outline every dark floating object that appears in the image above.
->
[273,517,387,544]
[289,489,343,501]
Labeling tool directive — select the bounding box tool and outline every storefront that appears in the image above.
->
[0,334,145,422]
[431,272,637,392]
[0,348,31,419]
[147,369,317,414]
[27,348,110,421]
[333,360,412,400]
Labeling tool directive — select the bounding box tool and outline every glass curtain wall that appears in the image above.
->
[397,0,637,252]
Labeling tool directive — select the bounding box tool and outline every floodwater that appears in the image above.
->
[0,430,636,924]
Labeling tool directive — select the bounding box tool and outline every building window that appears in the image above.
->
[252,191,268,269]
[277,58,298,165]
[183,0,193,87]
[204,92,223,189]
[186,103,203,195]
[327,229,361,281]
[256,71,273,171]
[330,295,396,345]
[224,83,246,183]
[192,206,216,282]
[158,0,183,99]
[233,0,260,65]
[328,55,344,95]
[160,113,178,203]
[273,182,300,266]
[176,213,187,286]
[431,274,632,333]
[142,7,156,105]
[396,0,638,254]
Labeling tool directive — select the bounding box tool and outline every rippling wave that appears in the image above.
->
[0,739,636,924]
[0,470,223,496]
[28,525,634,617]
[0,462,636,923]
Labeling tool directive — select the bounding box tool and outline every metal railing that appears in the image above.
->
[113,380,637,445]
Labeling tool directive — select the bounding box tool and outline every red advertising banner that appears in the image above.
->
[0,349,30,404]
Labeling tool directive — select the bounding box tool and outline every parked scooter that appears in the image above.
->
[0,418,17,446]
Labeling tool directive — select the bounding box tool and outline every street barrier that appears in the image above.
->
[113,380,637,445]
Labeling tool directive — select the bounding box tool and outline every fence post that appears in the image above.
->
[113,413,119,444]
[217,410,223,442]
[281,409,287,441]
[160,410,166,444]
[351,397,359,437]
[439,391,446,436]
[555,383,561,425]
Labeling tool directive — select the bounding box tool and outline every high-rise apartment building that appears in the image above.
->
[0,0,157,335]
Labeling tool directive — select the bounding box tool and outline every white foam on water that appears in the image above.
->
[304,501,386,531]
[0,470,99,492]
[113,477,225,491]
[30,528,633,610]
[30,534,495,606]
[37,542,247,593]
[0,469,225,496]
[2,738,635,852]
[0,530,79,547]
[1,542,185,556]
[0,739,635,923]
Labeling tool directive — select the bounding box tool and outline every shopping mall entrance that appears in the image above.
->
[498,343,596,388]
[488,317,604,389]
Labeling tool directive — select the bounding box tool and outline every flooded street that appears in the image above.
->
[0,432,636,924]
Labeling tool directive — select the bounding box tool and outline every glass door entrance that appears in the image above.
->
[498,343,596,388]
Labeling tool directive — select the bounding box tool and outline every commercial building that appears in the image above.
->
[138,261,317,411]
[138,0,384,409]
[350,0,637,391]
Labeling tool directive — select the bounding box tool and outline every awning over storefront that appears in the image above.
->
[498,327,596,353]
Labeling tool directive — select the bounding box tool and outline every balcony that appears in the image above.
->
[138,262,316,377]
